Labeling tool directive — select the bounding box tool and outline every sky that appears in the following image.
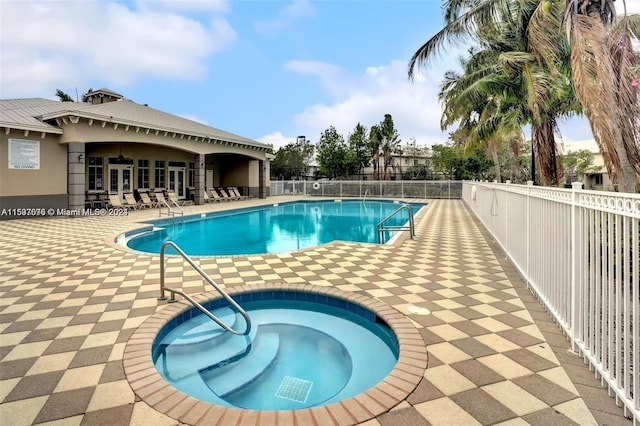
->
[2,0,639,151]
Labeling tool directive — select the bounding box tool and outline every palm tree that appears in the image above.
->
[532,0,640,191]
[377,114,402,180]
[55,89,74,102]
[417,0,574,185]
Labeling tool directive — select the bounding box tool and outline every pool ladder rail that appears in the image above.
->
[159,198,183,218]
[157,241,251,336]
[377,203,416,244]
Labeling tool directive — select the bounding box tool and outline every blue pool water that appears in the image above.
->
[153,292,398,410]
[127,199,424,256]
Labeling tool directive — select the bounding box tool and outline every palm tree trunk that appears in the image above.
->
[531,119,563,186]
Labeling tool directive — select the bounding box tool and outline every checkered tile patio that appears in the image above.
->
[0,198,632,425]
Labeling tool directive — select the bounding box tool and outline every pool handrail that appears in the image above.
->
[158,241,251,336]
[377,203,415,244]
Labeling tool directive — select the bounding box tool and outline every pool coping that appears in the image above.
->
[124,283,428,426]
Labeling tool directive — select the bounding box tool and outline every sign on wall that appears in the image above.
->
[8,138,40,170]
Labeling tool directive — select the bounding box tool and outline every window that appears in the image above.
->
[593,174,603,186]
[138,160,149,189]
[155,160,165,188]
[88,156,103,190]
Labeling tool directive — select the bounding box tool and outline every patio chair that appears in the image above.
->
[155,191,169,207]
[123,192,141,209]
[208,188,226,202]
[204,190,220,204]
[218,188,238,201]
[168,191,193,206]
[140,192,159,208]
[230,187,248,200]
[107,194,128,210]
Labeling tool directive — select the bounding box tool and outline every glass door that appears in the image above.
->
[109,164,133,201]
[168,166,186,198]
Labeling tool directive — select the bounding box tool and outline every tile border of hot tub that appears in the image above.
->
[124,283,427,426]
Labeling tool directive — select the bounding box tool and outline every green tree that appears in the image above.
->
[317,126,348,179]
[563,149,601,182]
[345,123,370,176]
[431,144,462,179]
[270,138,314,180]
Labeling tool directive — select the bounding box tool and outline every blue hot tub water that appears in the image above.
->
[153,292,399,410]
[127,200,424,256]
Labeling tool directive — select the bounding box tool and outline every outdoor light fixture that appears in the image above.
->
[78,153,85,162]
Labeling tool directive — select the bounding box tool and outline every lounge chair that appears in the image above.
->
[230,187,248,200]
[139,192,158,208]
[208,188,226,202]
[168,191,193,206]
[123,192,141,209]
[155,191,169,207]
[204,190,219,203]
[218,188,238,201]
[108,194,128,210]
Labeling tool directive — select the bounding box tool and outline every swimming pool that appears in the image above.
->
[126,199,424,256]
[152,291,399,410]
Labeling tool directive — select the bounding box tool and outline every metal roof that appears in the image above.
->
[1,97,268,149]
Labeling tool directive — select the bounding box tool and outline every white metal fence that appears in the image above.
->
[463,181,639,423]
[270,180,462,199]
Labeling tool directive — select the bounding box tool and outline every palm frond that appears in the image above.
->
[569,13,622,182]
[608,17,640,176]
[408,0,514,78]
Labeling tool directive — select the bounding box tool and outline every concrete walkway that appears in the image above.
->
[0,198,632,425]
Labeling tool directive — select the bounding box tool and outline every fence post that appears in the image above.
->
[526,180,533,289]
[505,180,510,256]
[570,181,583,352]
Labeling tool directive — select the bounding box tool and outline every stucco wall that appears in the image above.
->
[0,132,67,196]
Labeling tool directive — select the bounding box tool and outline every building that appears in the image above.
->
[0,89,271,217]
[560,139,612,191]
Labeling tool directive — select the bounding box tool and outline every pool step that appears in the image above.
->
[157,322,256,381]
[169,307,237,346]
[200,328,280,397]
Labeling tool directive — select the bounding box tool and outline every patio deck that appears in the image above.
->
[0,198,632,425]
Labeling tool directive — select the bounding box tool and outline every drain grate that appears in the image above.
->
[275,376,313,403]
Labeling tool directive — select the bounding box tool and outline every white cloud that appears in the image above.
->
[284,55,597,150]
[254,0,315,34]
[0,0,235,97]
[286,59,451,146]
[257,131,297,151]
[136,0,229,14]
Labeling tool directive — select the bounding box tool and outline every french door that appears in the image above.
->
[109,164,133,201]
[168,166,186,199]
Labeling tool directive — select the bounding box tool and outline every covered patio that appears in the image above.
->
[0,199,631,425]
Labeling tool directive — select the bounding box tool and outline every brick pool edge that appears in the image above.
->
[123,283,428,426]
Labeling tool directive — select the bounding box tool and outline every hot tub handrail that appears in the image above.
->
[158,241,251,336]
[377,203,415,244]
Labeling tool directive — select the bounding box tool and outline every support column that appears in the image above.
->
[67,142,85,211]
[258,160,266,199]
[194,154,205,205]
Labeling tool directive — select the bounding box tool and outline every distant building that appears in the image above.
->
[560,140,612,190]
